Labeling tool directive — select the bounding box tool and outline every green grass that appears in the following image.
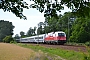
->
[17,43,88,60]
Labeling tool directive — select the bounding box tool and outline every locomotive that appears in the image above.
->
[20,31,66,44]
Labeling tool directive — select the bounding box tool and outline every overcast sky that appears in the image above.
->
[0,1,71,36]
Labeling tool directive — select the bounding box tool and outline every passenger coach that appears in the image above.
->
[20,34,45,43]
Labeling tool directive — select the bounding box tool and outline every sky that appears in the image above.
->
[0,1,71,37]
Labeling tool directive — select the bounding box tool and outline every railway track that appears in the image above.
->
[43,44,87,52]
[21,43,87,52]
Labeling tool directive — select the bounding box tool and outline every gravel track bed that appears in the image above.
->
[25,43,87,52]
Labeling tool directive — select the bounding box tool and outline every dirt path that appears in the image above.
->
[0,43,35,60]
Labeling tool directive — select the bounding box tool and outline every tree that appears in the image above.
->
[43,18,50,33]
[33,26,37,35]
[27,27,33,36]
[70,17,90,43]
[30,0,90,18]
[0,0,90,19]
[0,0,29,19]
[37,22,44,34]
[58,12,76,40]
[14,34,20,39]
[3,35,14,43]
[27,27,36,36]
[20,31,25,37]
[0,20,14,42]
[43,12,75,34]
[46,17,59,32]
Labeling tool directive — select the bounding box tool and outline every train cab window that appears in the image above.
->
[58,33,65,36]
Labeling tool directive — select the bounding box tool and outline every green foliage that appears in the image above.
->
[10,41,14,44]
[85,42,90,46]
[3,35,14,43]
[26,27,36,36]
[0,0,90,19]
[65,42,85,46]
[14,34,20,39]
[20,31,25,37]
[30,0,90,18]
[0,0,29,19]
[10,41,17,44]
[70,17,90,43]
[37,22,44,34]
[38,12,75,39]
[0,20,14,42]
[83,46,90,60]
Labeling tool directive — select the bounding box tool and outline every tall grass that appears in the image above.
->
[82,46,90,60]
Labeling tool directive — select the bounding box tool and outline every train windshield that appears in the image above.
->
[58,33,65,36]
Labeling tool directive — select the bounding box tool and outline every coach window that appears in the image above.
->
[30,38,34,40]
[39,36,43,39]
[39,37,41,39]
[35,37,38,39]
[25,39,27,40]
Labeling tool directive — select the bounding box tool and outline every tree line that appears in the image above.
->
[14,27,37,39]
[15,12,90,43]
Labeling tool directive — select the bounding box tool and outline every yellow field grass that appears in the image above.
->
[0,43,64,60]
[0,43,35,60]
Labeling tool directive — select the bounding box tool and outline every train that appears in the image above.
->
[19,31,66,44]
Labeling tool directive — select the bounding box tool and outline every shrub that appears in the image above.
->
[85,42,90,46]
[3,35,14,43]
[83,46,90,60]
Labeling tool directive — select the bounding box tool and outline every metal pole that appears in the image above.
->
[37,34,39,44]
[37,25,39,44]
[68,17,69,42]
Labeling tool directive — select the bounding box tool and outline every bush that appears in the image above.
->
[85,42,90,46]
[3,35,14,43]
[83,46,90,60]
[10,41,17,44]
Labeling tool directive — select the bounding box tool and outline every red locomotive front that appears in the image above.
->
[44,31,66,44]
